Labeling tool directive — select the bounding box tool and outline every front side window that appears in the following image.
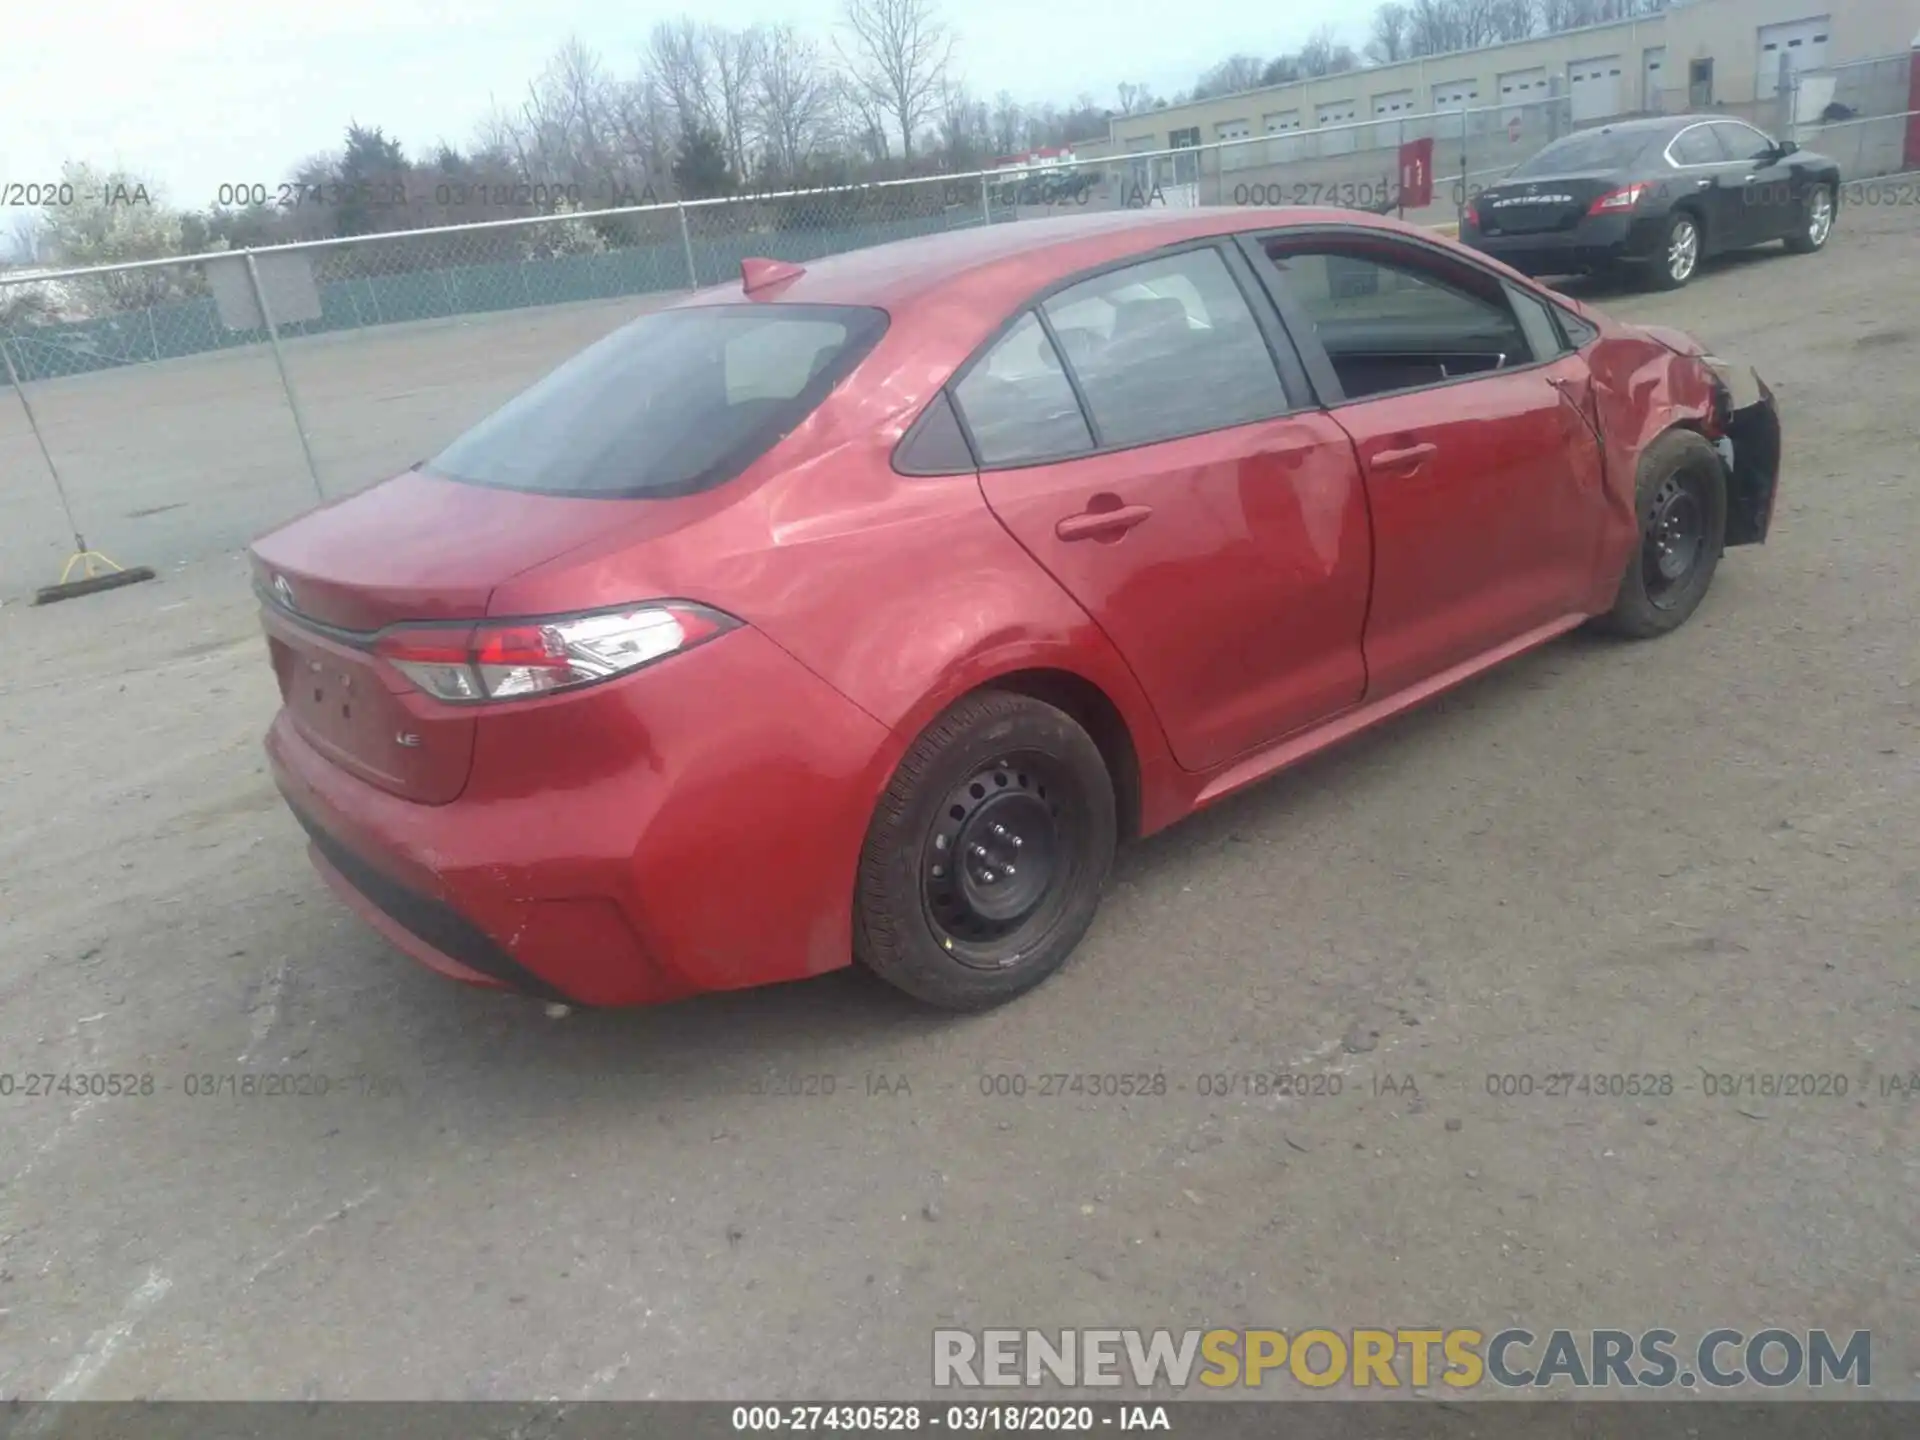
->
[428,304,887,497]
[1039,247,1291,449]
[1262,236,1536,400]
[1712,120,1778,162]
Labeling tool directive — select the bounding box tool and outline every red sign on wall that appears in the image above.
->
[1398,136,1436,210]
[1905,40,1920,171]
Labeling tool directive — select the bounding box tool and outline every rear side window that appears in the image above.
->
[1504,284,1566,360]
[426,304,887,497]
[954,312,1094,466]
[1039,247,1291,448]
[1669,125,1726,165]
[1511,130,1649,175]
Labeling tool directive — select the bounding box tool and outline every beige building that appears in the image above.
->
[1093,0,1919,158]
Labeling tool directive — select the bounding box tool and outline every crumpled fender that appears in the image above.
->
[1582,326,1781,608]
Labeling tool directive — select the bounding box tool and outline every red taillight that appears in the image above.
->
[374,603,738,705]
[1464,199,1481,229]
[1588,182,1649,215]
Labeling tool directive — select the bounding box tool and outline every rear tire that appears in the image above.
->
[854,690,1116,1011]
[1784,182,1835,254]
[1646,210,1703,291]
[1594,429,1728,639]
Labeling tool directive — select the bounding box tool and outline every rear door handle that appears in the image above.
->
[1370,442,1437,472]
[1056,504,1153,542]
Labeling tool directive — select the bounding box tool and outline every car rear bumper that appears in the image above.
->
[1464,214,1665,274]
[265,625,891,1007]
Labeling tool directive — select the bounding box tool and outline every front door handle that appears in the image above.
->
[1370,442,1437,472]
[1056,503,1153,542]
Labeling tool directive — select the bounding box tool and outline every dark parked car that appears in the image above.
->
[1461,115,1842,290]
[252,209,1781,1013]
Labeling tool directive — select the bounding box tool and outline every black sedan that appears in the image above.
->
[1460,114,1842,290]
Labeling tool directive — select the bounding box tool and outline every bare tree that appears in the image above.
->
[1115,82,1156,115]
[5,211,45,265]
[1366,4,1413,63]
[1489,0,1539,41]
[836,0,953,164]
[832,72,894,163]
[1191,54,1267,101]
[937,81,990,168]
[1297,25,1360,78]
[990,91,1024,156]
[1405,0,1460,55]
[755,24,831,177]
[607,75,679,192]
[706,26,764,179]
[646,18,717,138]
[1260,55,1302,87]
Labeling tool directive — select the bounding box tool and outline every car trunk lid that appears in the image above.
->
[252,470,646,804]
[1476,174,1620,235]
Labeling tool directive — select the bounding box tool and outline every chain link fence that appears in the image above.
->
[3,62,1916,596]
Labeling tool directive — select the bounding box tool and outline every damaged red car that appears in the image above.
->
[251,208,1781,1012]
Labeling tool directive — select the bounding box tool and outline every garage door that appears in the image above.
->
[1497,66,1550,124]
[1316,99,1359,154]
[1372,89,1416,116]
[1567,56,1624,122]
[1757,16,1831,99]
[1432,80,1480,108]
[1263,111,1301,133]
[1215,118,1252,141]
[1644,47,1667,111]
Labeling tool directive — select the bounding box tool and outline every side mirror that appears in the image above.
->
[1776,139,1799,157]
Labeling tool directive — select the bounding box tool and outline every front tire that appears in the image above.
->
[1646,209,1702,290]
[1595,429,1728,639]
[1784,182,1835,254]
[854,690,1116,1011]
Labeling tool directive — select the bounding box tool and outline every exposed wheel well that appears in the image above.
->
[978,669,1143,843]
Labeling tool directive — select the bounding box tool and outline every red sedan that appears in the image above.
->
[252,207,1781,1011]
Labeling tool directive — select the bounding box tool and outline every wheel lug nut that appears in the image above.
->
[1010,835,1023,848]
[1004,865,1016,876]
[992,824,1006,837]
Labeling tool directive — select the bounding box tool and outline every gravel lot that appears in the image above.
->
[1,203,1915,1404]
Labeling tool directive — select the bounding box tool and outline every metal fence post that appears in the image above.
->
[1459,104,1471,223]
[677,203,699,290]
[979,173,992,227]
[1398,118,1407,219]
[0,336,85,553]
[244,250,325,503]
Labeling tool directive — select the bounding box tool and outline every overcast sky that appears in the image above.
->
[3,0,1360,228]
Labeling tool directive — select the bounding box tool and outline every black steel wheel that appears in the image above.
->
[856,691,1116,1010]
[1595,429,1728,639]
[1642,466,1711,610]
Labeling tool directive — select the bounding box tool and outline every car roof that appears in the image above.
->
[670,205,1423,311]
[1548,113,1766,143]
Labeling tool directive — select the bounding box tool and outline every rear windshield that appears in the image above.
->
[426,303,888,498]
[1510,130,1651,176]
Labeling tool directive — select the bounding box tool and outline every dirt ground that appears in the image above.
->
[0,202,1915,1404]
